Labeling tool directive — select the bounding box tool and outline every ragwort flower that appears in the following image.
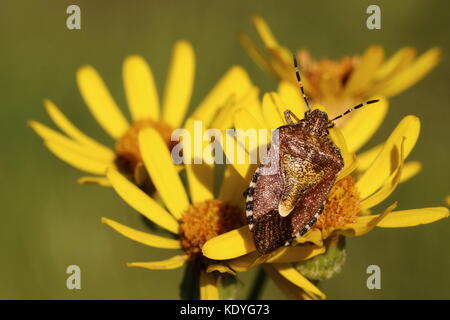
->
[240,16,441,123]
[29,40,251,187]
[201,90,449,299]
[100,120,324,299]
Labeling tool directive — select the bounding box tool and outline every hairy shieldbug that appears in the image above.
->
[245,56,379,254]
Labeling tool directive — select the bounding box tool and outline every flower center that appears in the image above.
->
[115,119,175,174]
[314,176,360,231]
[179,199,245,259]
[299,49,359,91]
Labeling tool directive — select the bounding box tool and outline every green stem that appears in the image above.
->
[247,267,267,300]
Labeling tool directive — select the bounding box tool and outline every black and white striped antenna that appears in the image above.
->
[293,55,311,112]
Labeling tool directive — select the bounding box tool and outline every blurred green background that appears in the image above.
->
[1,0,448,299]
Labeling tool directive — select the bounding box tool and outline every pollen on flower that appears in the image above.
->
[179,199,245,259]
[314,176,360,231]
[296,50,361,124]
[115,119,175,174]
[298,49,359,90]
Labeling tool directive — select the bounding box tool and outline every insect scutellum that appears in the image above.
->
[292,54,380,129]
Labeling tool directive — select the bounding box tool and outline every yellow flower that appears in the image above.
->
[201,91,449,299]
[28,40,252,187]
[240,16,441,122]
[100,121,323,299]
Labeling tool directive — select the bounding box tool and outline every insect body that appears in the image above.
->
[246,56,379,254]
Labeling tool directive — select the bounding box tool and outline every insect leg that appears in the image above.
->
[283,109,302,125]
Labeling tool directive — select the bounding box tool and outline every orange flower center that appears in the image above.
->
[295,50,362,125]
[179,199,245,259]
[114,119,175,174]
[298,49,359,91]
[315,176,361,231]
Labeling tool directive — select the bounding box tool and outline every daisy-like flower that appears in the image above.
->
[29,40,252,187]
[201,90,449,299]
[239,16,441,121]
[100,120,325,299]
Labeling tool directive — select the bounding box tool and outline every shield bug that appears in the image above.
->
[245,56,379,254]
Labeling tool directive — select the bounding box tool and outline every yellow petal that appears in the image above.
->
[206,264,236,275]
[356,144,383,172]
[220,131,256,181]
[252,16,278,48]
[192,66,252,127]
[238,32,275,76]
[360,140,404,209]
[44,140,110,175]
[208,95,238,130]
[375,47,442,97]
[235,87,266,126]
[219,164,253,207]
[339,202,397,237]
[400,161,422,183]
[200,270,219,300]
[77,65,129,139]
[106,168,179,234]
[295,228,324,247]
[43,99,115,159]
[266,244,325,263]
[184,118,214,203]
[29,120,113,162]
[329,124,356,180]
[262,92,285,128]
[272,263,326,299]
[101,217,181,249]
[263,265,312,300]
[341,98,388,153]
[123,55,160,121]
[77,176,111,187]
[202,226,255,260]
[227,243,324,272]
[269,45,295,79]
[357,115,420,199]
[203,226,324,263]
[218,133,257,206]
[277,81,308,117]
[329,119,349,155]
[234,108,270,154]
[162,40,195,128]
[226,252,261,272]
[374,47,417,81]
[336,153,357,182]
[373,207,449,228]
[139,128,190,219]
[344,45,385,97]
[127,255,187,270]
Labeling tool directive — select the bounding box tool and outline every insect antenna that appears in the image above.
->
[328,99,380,127]
[293,55,311,112]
